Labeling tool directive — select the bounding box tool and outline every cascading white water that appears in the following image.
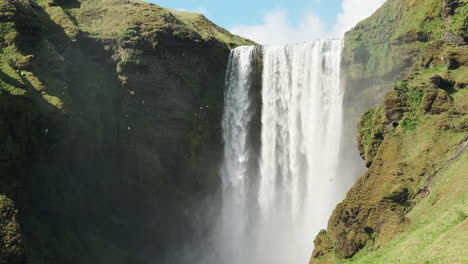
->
[257,40,344,263]
[220,40,345,264]
[220,46,256,261]
[221,46,255,225]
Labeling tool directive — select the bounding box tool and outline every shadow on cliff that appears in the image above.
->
[8,3,151,263]
[3,1,232,263]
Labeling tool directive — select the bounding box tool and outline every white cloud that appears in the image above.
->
[230,0,387,45]
[231,10,327,45]
[332,0,386,36]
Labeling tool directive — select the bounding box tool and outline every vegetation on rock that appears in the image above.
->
[311,0,467,263]
[0,0,253,263]
[0,195,24,264]
[312,66,468,264]
[341,0,467,140]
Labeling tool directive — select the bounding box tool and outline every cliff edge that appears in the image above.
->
[311,0,467,263]
[0,0,252,263]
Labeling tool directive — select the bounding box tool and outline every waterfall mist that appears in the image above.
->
[216,40,351,264]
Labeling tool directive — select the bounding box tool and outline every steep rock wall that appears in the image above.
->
[311,0,467,263]
[0,0,253,263]
[342,0,467,140]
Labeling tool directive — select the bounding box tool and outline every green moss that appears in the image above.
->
[0,0,16,20]
[118,24,143,43]
[357,107,387,166]
[0,195,25,264]
[394,81,425,130]
[314,1,468,257]
[169,9,253,48]
[0,48,27,95]
[324,101,467,259]
[315,74,467,264]
[0,22,15,41]
[343,0,467,82]
[43,5,80,40]
[312,230,335,259]
[448,2,468,39]
[391,0,444,41]
[62,0,253,47]
[42,93,64,109]
[344,152,468,264]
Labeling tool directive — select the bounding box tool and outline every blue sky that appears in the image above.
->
[151,0,387,45]
[153,0,342,30]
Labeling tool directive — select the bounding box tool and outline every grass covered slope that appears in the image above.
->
[312,52,468,264]
[63,0,251,46]
[341,0,467,134]
[311,0,468,263]
[345,146,468,263]
[345,0,467,81]
[36,0,252,46]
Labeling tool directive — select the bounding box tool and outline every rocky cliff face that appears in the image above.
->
[0,0,252,263]
[311,0,467,263]
[341,0,467,140]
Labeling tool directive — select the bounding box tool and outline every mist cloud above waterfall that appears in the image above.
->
[230,0,386,45]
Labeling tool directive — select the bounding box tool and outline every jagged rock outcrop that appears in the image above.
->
[443,0,465,16]
[0,0,252,263]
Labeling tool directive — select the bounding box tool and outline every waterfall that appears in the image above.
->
[220,40,344,264]
[221,46,256,243]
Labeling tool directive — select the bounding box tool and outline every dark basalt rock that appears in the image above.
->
[447,57,460,70]
[396,31,429,44]
[430,74,445,89]
[443,0,464,16]
[422,89,453,115]
[383,188,410,206]
[47,0,61,6]
[0,0,253,263]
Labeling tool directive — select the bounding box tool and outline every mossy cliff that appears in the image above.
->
[342,0,467,133]
[0,0,252,263]
[311,0,467,263]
